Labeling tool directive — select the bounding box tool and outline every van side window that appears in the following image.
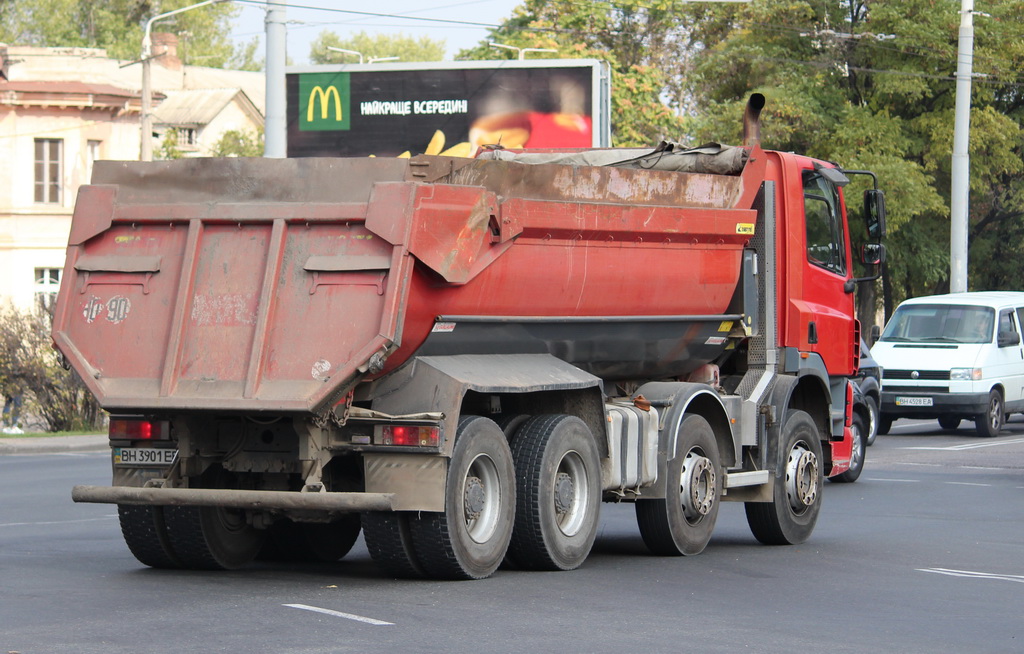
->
[1016,308,1024,335]
[999,309,1018,345]
[802,171,846,275]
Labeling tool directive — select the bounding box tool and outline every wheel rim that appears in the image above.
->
[463,452,501,544]
[988,395,1002,430]
[849,423,863,470]
[785,441,818,514]
[679,447,716,524]
[867,402,878,441]
[553,450,590,537]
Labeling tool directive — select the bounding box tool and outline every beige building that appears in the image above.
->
[0,37,265,310]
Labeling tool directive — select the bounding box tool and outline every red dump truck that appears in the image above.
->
[60,95,885,579]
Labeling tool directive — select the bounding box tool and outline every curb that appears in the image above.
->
[0,435,108,455]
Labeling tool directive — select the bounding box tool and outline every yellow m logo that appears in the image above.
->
[307,85,342,122]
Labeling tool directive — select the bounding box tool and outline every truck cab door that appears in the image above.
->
[785,167,856,376]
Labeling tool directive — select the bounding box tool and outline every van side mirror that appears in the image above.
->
[998,331,1020,347]
[864,189,886,240]
[870,324,881,344]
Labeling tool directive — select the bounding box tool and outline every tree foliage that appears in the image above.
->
[309,31,446,65]
[0,0,244,67]
[0,304,103,433]
[211,127,263,157]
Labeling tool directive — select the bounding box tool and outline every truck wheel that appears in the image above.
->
[118,505,182,569]
[263,516,361,562]
[362,512,425,578]
[745,409,823,545]
[161,466,266,570]
[408,416,515,579]
[507,415,601,571]
[830,412,865,484]
[938,416,961,431]
[975,390,1004,438]
[864,396,880,446]
[636,414,721,556]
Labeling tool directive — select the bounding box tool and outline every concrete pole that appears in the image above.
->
[949,0,974,293]
[263,1,287,158]
[141,53,153,161]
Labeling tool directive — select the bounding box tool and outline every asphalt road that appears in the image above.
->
[1,421,1021,654]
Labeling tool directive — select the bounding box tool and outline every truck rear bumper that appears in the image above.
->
[71,485,395,513]
[880,390,989,418]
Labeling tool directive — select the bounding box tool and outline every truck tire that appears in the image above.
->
[362,512,425,578]
[161,466,267,570]
[118,505,182,569]
[975,389,1004,438]
[745,409,823,545]
[829,412,865,484]
[507,415,601,571]
[262,516,361,563]
[408,415,515,580]
[636,414,721,556]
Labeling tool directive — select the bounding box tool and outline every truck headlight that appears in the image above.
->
[950,368,982,381]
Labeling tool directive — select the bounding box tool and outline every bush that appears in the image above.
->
[0,304,105,432]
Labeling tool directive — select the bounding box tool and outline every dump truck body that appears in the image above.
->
[61,100,883,579]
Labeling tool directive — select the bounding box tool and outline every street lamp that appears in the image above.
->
[326,47,364,64]
[488,43,557,60]
[140,0,227,161]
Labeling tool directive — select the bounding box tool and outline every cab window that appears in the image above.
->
[803,171,846,275]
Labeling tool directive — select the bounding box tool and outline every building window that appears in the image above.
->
[176,128,197,148]
[35,268,62,312]
[34,138,63,204]
[86,139,102,182]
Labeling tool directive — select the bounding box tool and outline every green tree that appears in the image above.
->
[0,0,240,66]
[211,127,264,157]
[0,304,103,433]
[676,0,1023,322]
[309,31,446,64]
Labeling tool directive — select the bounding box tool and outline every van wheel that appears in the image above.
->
[878,415,893,436]
[938,416,961,431]
[975,390,1004,438]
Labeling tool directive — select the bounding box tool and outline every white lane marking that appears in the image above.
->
[0,515,116,528]
[892,462,942,467]
[905,437,1024,451]
[284,603,394,626]
[918,568,1024,584]
[863,478,920,483]
[945,481,991,487]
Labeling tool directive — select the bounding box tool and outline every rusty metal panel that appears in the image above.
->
[53,158,415,414]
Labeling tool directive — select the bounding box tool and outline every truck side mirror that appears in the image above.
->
[860,243,885,266]
[864,189,886,240]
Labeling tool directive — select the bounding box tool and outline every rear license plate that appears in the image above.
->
[113,447,177,467]
[895,396,933,407]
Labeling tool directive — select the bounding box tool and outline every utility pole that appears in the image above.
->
[949,0,975,293]
[264,0,287,158]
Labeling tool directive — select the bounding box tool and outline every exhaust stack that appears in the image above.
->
[743,93,765,148]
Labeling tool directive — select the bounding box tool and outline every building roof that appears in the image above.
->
[1,45,265,114]
[0,79,150,111]
[152,88,262,127]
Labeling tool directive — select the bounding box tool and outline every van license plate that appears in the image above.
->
[895,396,933,407]
[113,447,177,467]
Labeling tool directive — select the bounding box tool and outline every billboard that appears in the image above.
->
[286,59,610,158]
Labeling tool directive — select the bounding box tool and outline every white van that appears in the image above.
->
[872,291,1024,437]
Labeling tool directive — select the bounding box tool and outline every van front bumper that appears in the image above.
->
[881,390,989,418]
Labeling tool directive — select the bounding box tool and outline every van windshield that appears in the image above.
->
[880,304,994,344]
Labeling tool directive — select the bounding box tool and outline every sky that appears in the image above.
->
[229,0,526,66]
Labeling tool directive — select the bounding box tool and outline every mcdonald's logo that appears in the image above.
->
[298,73,350,131]
[307,86,342,122]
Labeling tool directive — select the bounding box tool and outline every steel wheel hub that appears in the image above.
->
[680,449,716,522]
[554,472,575,514]
[464,476,486,520]
[786,444,818,513]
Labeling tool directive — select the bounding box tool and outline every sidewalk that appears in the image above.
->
[0,434,108,455]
